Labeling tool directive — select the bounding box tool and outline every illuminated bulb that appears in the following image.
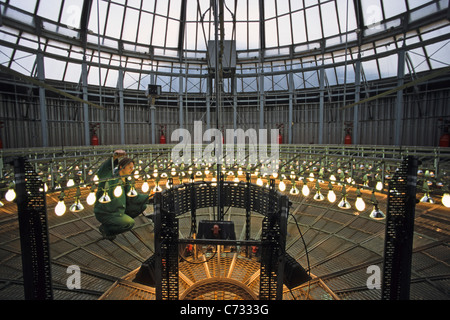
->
[0,201,3,207]
[93,175,99,183]
[302,184,310,197]
[327,190,336,203]
[153,169,158,178]
[256,177,263,186]
[66,178,75,187]
[308,173,314,182]
[272,172,279,179]
[86,191,96,206]
[420,192,434,204]
[279,181,286,192]
[134,170,140,180]
[330,175,336,183]
[166,180,172,189]
[290,185,299,195]
[4,188,16,202]
[69,198,84,212]
[114,185,123,197]
[211,177,217,186]
[238,168,243,176]
[127,186,138,197]
[375,181,383,191]
[141,181,150,193]
[355,196,366,212]
[313,190,325,201]
[153,184,162,193]
[442,193,450,208]
[55,200,66,216]
[98,191,111,204]
[338,196,351,209]
[370,205,385,220]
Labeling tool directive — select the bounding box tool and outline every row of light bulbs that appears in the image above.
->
[2,165,449,217]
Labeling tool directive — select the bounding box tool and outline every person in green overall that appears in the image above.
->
[94,150,150,240]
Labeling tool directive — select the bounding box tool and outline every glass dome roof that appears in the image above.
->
[0,0,449,93]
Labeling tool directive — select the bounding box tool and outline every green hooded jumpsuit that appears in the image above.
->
[94,158,149,237]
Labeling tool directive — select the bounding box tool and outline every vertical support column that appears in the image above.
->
[82,55,90,146]
[319,67,325,145]
[259,65,265,130]
[179,69,184,129]
[118,68,125,145]
[206,76,211,131]
[354,53,361,145]
[395,43,406,146]
[14,157,53,300]
[154,191,179,300]
[150,72,156,144]
[382,156,419,300]
[36,50,48,147]
[288,70,294,145]
[259,182,288,300]
[233,75,237,136]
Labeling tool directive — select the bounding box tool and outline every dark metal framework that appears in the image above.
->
[381,156,419,300]
[152,179,289,300]
[13,157,53,300]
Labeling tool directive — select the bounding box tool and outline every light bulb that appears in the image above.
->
[420,192,434,204]
[279,181,286,192]
[370,205,386,220]
[302,184,310,197]
[153,184,162,193]
[66,179,75,187]
[86,191,96,206]
[98,191,111,203]
[327,190,336,203]
[93,175,99,183]
[442,193,450,208]
[313,190,325,201]
[127,186,138,197]
[375,181,383,191]
[4,188,16,202]
[141,181,150,193]
[55,200,66,216]
[355,196,366,211]
[338,196,351,209]
[69,198,84,212]
[114,185,123,197]
[256,177,263,186]
[290,185,299,195]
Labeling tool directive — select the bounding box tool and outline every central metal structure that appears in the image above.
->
[153,178,289,300]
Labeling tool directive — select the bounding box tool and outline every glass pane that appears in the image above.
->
[321,2,340,37]
[137,11,153,45]
[361,0,383,27]
[305,6,322,41]
[44,57,66,80]
[105,3,124,38]
[60,0,84,29]
[382,0,406,19]
[291,10,306,44]
[36,0,62,22]
[122,7,139,42]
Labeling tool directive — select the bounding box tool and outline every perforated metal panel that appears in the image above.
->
[13,157,53,300]
[382,156,419,300]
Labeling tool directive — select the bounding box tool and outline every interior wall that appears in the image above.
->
[0,82,449,149]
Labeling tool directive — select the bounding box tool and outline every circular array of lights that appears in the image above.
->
[1,158,448,220]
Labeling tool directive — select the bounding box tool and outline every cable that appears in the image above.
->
[288,212,312,299]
